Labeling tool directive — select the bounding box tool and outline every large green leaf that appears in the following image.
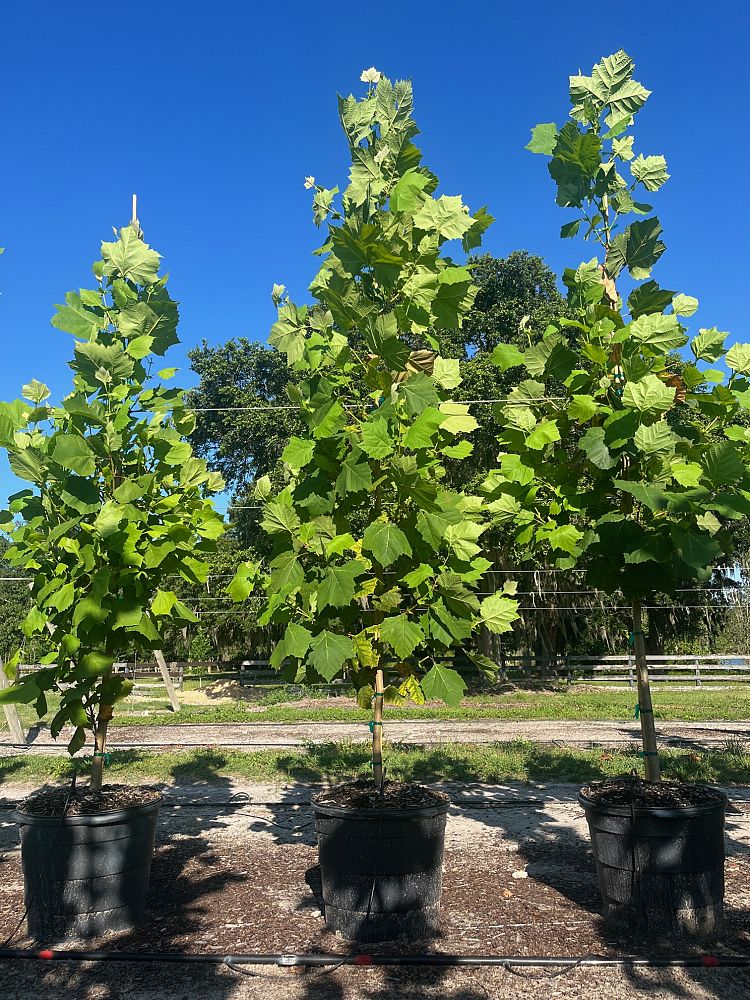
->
[420,662,467,706]
[634,421,676,454]
[282,436,315,470]
[631,154,669,191]
[622,374,675,414]
[52,435,96,477]
[362,520,412,567]
[380,614,424,659]
[307,630,354,681]
[51,291,101,339]
[399,374,440,415]
[412,195,474,241]
[101,226,161,285]
[725,343,750,375]
[403,407,445,449]
[479,593,519,634]
[579,426,616,468]
[360,418,394,459]
[701,442,745,485]
[526,122,558,155]
[627,280,675,319]
[317,561,365,610]
[691,328,726,363]
[628,313,686,351]
[608,218,666,280]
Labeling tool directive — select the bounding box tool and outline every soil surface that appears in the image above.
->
[313,779,449,810]
[583,777,726,809]
[18,783,162,817]
[3,718,749,755]
[1,779,750,997]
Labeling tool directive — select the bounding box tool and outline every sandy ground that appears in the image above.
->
[1,780,750,998]
[1,718,748,755]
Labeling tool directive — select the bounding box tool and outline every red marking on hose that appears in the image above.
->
[354,954,374,965]
[702,956,721,967]
[38,950,54,961]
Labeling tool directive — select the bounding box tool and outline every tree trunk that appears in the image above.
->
[633,598,661,782]
[90,701,113,792]
[372,667,384,787]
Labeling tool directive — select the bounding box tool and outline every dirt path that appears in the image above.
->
[1,780,749,999]
[1,718,748,755]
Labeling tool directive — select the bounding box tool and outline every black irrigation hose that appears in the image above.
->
[0,948,746,968]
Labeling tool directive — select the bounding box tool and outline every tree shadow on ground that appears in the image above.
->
[0,749,251,999]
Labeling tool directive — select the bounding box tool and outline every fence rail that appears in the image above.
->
[16,653,750,692]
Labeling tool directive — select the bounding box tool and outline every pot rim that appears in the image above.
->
[311,798,450,820]
[13,794,163,827]
[578,785,727,820]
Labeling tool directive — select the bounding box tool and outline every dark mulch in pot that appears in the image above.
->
[17,783,162,817]
[582,777,725,809]
[312,779,449,811]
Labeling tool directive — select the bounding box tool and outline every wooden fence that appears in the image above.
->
[17,653,750,693]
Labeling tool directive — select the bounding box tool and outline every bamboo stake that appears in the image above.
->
[372,667,384,787]
[632,598,661,782]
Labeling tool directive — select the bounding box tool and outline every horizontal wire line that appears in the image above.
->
[185,397,566,414]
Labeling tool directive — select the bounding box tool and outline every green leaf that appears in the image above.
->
[162,441,192,466]
[691,328,726,363]
[627,280,675,319]
[412,195,475,241]
[622,374,675,414]
[77,652,115,678]
[608,218,666,280]
[480,593,518,634]
[67,727,87,756]
[403,407,445,449]
[628,312,686,351]
[52,435,96,477]
[51,291,101,339]
[362,521,412,567]
[547,524,586,555]
[526,122,558,154]
[399,374,439,415]
[568,395,598,422]
[101,226,161,285]
[282,436,315,470]
[261,494,300,535]
[491,343,525,372]
[152,590,178,615]
[380,614,425,659]
[93,500,124,538]
[438,402,478,435]
[442,440,473,459]
[670,462,704,487]
[673,294,699,318]
[269,551,304,597]
[726,343,750,375]
[228,563,259,602]
[433,357,461,390]
[579,426,616,468]
[634,421,676,454]
[360,418,394,459]
[671,527,722,571]
[631,154,669,191]
[420,663,467,706]
[526,419,560,451]
[317,561,365,610]
[22,379,51,404]
[307,630,354,681]
[335,455,373,494]
[390,168,431,213]
[431,269,476,327]
[560,220,582,239]
[701,442,745,485]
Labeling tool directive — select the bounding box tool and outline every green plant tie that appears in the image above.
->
[371,693,384,701]
[628,631,635,648]
[638,750,659,757]
[368,721,383,732]
[93,751,111,765]
[634,704,640,719]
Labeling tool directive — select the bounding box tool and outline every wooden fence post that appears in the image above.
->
[154,649,181,712]
[0,658,25,744]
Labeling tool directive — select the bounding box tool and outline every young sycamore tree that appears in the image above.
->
[483,50,750,781]
[229,69,519,783]
[0,218,225,792]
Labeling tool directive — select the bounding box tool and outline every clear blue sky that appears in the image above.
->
[1,1,748,509]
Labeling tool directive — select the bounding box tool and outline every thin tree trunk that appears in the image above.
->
[372,667,384,787]
[633,598,661,782]
[90,702,113,792]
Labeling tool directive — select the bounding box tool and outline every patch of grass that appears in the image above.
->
[109,686,750,726]
[2,741,749,788]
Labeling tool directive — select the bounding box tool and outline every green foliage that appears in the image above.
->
[488,51,750,605]
[229,72,518,705]
[0,224,225,759]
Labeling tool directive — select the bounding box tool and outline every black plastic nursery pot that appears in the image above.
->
[579,784,727,940]
[312,791,450,942]
[14,795,161,940]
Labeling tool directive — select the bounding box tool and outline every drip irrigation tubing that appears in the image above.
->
[0,947,746,968]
